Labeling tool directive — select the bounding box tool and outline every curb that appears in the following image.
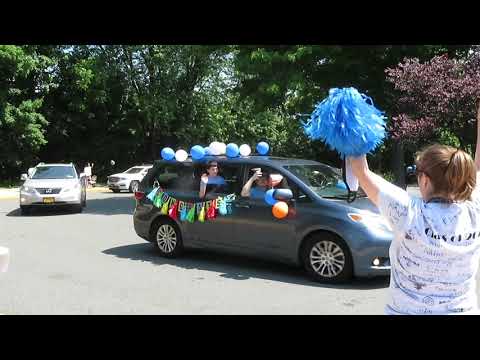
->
[0,189,18,200]
[86,187,110,193]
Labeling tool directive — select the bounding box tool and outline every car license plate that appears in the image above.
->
[43,197,55,204]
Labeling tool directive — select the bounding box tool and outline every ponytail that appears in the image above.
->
[444,149,476,201]
[416,144,476,202]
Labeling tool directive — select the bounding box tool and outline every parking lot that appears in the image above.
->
[0,187,477,314]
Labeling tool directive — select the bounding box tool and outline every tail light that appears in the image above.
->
[134,191,145,200]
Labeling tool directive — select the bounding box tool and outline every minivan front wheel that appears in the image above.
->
[302,234,353,283]
[151,219,183,258]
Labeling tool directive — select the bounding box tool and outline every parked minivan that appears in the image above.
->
[133,156,393,283]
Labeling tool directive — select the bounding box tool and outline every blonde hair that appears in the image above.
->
[415,144,476,201]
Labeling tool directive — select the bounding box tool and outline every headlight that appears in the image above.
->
[20,186,35,194]
[347,212,392,230]
[119,177,127,181]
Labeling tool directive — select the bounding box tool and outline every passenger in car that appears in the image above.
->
[199,161,226,199]
[241,168,285,199]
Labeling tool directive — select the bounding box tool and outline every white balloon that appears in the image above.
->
[239,144,252,157]
[175,149,188,162]
[218,142,227,155]
[209,141,222,155]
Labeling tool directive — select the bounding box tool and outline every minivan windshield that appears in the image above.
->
[284,164,366,199]
[32,166,76,179]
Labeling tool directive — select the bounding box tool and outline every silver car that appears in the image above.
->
[19,163,87,215]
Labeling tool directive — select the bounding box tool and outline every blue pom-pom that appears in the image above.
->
[303,87,387,158]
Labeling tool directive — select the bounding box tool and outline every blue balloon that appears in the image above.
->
[226,143,239,158]
[256,142,269,155]
[161,147,175,161]
[190,145,205,160]
[264,189,277,206]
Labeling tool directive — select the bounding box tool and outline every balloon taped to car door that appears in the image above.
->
[146,187,236,223]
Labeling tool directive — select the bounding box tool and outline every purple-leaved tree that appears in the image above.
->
[386,48,480,147]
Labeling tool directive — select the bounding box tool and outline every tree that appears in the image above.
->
[386,48,480,154]
[0,45,54,180]
[233,45,472,182]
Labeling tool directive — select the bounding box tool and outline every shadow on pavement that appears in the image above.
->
[82,196,135,215]
[6,207,79,217]
[103,243,390,290]
[5,195,135,217]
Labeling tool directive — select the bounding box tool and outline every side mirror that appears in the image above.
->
[273,189,293,201]
[27,168,35,177]
[21,173,28,181]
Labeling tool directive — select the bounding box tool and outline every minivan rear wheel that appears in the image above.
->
[151,218,183,258]
[302,233,353,283]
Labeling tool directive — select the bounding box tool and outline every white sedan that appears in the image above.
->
[107,165,152,193]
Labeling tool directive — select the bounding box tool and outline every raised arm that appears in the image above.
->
[241,170,261,197]
[475,100,480,172]
[199,174,208,198]
[348,155,396,207]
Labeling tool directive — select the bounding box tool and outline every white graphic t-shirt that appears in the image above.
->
[378,182,480,315]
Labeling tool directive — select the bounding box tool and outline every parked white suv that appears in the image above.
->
[107,165,152,193]
[19,163,87,215]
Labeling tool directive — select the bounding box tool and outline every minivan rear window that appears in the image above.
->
[149,164,196,192]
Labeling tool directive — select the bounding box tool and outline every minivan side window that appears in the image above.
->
[150,163,196,195]
[241,165,290,200]
[286,178,312,203]
[193,162,243,196]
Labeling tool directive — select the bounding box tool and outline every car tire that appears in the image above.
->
[301,233,353,283]
[73,204,83,213]
[20,205,31,216]
[129,181,139,193]
[150,218,183,258]
[112,189,121,193]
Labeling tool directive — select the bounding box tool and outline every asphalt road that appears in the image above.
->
[0,187,476,315]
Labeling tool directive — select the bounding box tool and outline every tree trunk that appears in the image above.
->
[392,139,406,189]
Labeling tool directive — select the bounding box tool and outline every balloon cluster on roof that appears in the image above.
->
[160,141,270,161]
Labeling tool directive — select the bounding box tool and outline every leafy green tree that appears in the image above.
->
[0,45,54,180]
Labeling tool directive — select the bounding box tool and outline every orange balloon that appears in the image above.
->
[272,201,289,219]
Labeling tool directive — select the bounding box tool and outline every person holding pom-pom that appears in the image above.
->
[348,100,480,315]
